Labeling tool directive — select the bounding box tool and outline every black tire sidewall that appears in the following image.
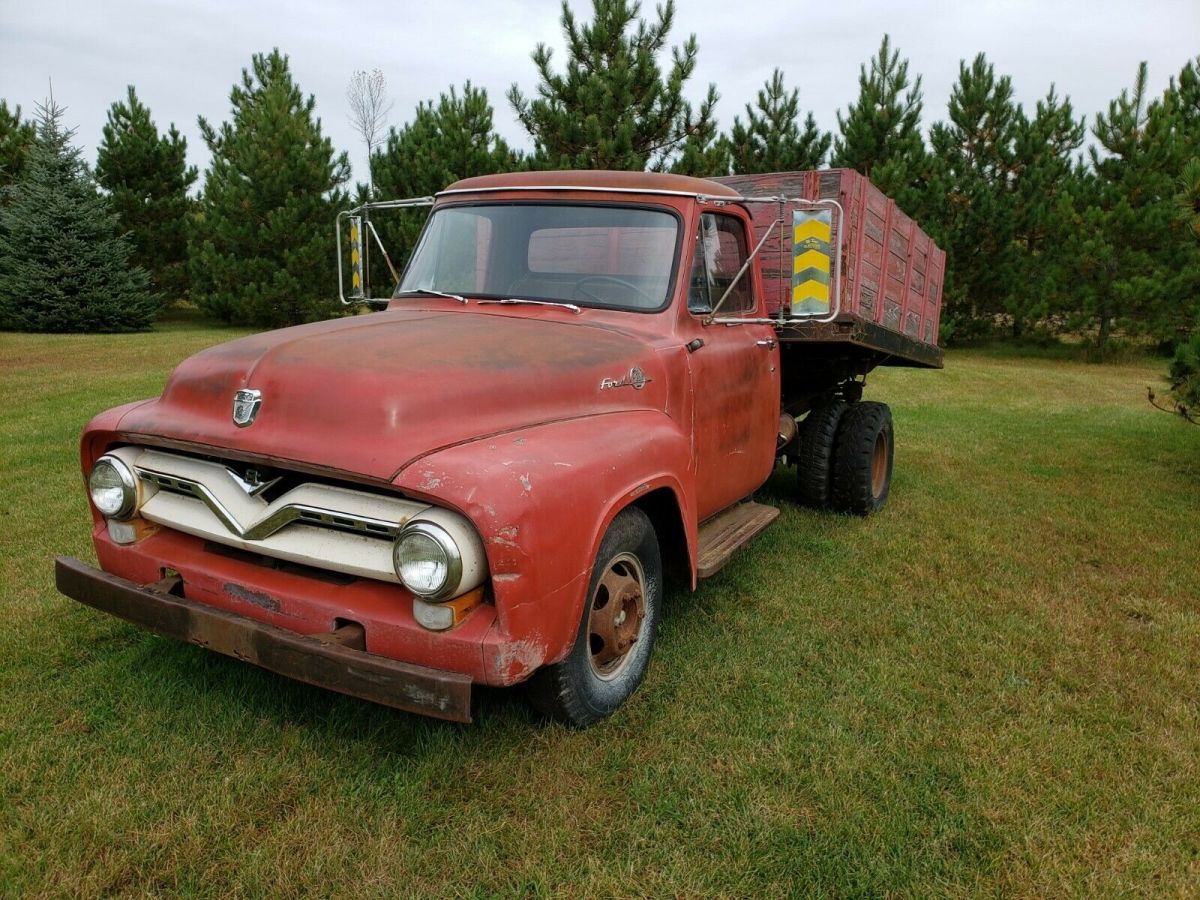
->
[530,507,662,725]
[832,402,894,515]
[795,400,848,508]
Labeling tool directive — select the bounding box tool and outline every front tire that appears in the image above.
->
[527,507,661,727]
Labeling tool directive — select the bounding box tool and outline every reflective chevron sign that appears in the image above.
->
[791,209,832,315]
[347,215,364,299]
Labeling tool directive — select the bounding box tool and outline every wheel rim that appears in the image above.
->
[870,429,889,498]
[587,552,647,680]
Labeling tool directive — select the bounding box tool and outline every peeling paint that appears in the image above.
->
[519,474,533,493]
[492,638,545,679]
[490,535,520,549]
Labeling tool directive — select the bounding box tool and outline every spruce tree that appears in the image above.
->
[96,86,197,300]
[369,82,519,284]
[725,69,830,174]
[0,100,156,332]
[190,49,350,328]
[927,54,1021,339]
[507,0,716,170]
[833,35,926,215]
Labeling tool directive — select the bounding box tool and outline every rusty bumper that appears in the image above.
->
[54,556,473,723]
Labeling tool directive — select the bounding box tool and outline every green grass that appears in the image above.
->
[2,326,1198,896]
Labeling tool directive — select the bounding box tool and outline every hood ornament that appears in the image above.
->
[232,388,262,427]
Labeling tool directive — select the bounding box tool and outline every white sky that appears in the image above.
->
[1,0,1197,185]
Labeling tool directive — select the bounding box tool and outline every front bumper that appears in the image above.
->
[55,556,473,723]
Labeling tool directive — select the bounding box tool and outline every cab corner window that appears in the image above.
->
[687,213,755,316]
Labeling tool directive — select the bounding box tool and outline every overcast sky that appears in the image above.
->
[2,0,1197,186]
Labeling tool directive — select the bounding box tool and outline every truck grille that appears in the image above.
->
[105,446,429,583]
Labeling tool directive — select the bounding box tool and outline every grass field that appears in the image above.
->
[2,325,1198,896]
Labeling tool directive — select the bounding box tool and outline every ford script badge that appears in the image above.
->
[600,366,651,391]
[232,388,262,427]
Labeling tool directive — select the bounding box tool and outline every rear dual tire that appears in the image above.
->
[794,399,894,515]
[831,401,894,515]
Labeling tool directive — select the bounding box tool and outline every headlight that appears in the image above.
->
[88,455,137,519]
[393,522,462,601]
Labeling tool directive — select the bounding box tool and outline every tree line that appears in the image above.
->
[0,0,1197,407]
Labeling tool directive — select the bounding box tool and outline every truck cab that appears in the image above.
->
[57,170,943,727]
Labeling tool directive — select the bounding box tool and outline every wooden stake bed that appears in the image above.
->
[696,502,780,578]
[714,170,945,366]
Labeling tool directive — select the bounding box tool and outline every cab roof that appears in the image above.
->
[442,169,742,198]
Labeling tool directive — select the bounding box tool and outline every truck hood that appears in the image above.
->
[117,308,669,482]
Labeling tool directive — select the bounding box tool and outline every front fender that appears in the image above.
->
[394,410,696,685]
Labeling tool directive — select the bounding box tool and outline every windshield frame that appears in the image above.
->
[396,199,686,314]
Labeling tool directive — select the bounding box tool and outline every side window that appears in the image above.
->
[686,213,755,315]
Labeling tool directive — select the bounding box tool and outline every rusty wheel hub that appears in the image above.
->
[587,552,647,680]
[871,429,889,498]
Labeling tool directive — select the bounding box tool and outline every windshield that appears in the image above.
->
[398,203,680,311]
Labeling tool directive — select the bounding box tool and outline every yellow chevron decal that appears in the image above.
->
[793,248,830,274]
[793,218,831,244]
[792,280,830,303]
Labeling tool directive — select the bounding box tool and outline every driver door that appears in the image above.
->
[682,212,781,521]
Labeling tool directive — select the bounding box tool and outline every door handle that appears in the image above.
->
[756,339,776,349]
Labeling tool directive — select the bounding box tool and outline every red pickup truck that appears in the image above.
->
[56,169,944,727]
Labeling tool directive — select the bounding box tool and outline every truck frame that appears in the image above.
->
[56,169,943,727]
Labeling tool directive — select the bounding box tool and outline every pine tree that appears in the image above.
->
[1162,60,1200,413]
[1058,63,1178,350]
[927,53,1021,339]
[368,81,519,286]
[190,49,350,328]
[1009,86,1085,335]
[1168,330,1200,415]
[725,69,829,174]
[96,86,197,300]
[833,35,926,215]
[507,0,715,171]
[1159,57,1200,346]
[0,100,36,193]
[668,85,730,177]
[0,100,156,332]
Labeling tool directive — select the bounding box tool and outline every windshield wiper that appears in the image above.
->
[393,288,467,304]
[478,297,582,314]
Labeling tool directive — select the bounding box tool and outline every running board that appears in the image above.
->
[696,502,780,578]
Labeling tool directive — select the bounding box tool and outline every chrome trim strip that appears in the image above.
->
[435,184,741,201]
[136,469,401,541]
